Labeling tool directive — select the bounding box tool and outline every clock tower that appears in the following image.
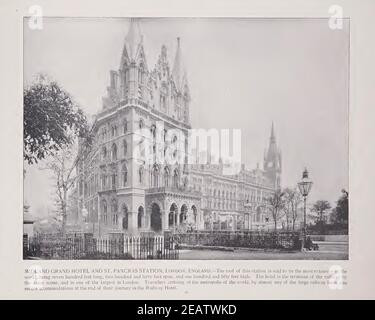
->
[263,122,282,188]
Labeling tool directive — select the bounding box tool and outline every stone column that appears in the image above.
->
[163,210,169,231]
[129,211,138,235]
[145,212,150,230]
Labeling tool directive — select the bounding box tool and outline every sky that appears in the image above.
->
[24,18,349,218]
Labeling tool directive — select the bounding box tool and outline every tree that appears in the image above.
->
[336,189,349,224]
[26,75,94,233]
[283,187,303,231]
[312,200,331,233]
[267,189,285,231]
[24,75,89,164]
[43,144,78,233]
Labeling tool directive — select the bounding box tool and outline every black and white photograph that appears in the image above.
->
[23,17,349,260]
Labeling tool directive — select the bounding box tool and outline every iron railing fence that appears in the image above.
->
[174,230,302,250]
[23,234,179,260]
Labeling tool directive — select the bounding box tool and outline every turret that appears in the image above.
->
[171,37,190,123]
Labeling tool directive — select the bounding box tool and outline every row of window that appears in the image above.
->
[94,164,188,192]
[206,200,237,211]
[100,120,128,142]
[99,117,158,143]
[99,165,146,191]
[100,164,128,190]
[151,165,181,188]
[100,136,180,164]
[100,203,145,230]
[102,140,127,161]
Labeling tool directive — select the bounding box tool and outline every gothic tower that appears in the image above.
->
[263,122,282,189]
[87,18,193,236]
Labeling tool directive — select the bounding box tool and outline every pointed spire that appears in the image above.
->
[270,121,276,143]
[124,18,143,61]
[161,44,168,61]
[266,122,278,160]
[172,37,183,91]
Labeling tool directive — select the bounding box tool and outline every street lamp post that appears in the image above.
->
[297,168,313,251]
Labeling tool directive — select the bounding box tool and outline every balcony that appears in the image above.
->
[146,186,201,198]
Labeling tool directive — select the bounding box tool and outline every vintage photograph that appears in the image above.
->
[23,17,349,260]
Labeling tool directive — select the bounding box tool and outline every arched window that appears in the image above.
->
[111,143,117,161]
[180,205,188,224]
[152,164,159,187]
[138,64,145,85]
[123,140,127,157]
[111,198,118,225]
[150,124,156,138]
[111,198,117,213]
[139,166,144,184]
[122,205,128,230]
[102,146,107,160]
[123,119,127,134]
[173,169,179,188]
[111,125,117,137]
[101,174,107,190]
[139,118,144,129]
[164,167,170,187]
[122,65,128,85]
[160,95,166,110]
[192,205,198,224]
[102,200,108,224]
[138,206,144,228]
[122,164,128,186]
[183,176,188,188]
[111,173,117,189]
